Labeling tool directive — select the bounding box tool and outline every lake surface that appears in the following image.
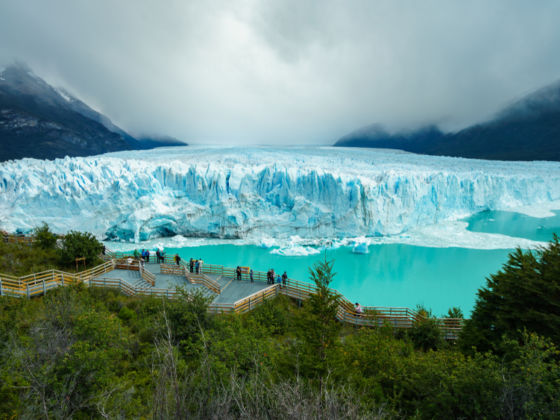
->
[465,210,560,242]
[110,210,560,317]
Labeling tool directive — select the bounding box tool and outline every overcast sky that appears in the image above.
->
[1,0,560,145]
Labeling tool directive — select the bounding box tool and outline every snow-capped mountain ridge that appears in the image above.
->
[1,147,559,245]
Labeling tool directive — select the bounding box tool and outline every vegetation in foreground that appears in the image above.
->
[0,231,559,418]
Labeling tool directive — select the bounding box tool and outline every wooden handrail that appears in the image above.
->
[0,249,465,337]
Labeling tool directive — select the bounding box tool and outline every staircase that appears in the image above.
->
[130,274,154,291]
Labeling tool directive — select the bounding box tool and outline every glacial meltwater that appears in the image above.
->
[107,210,560,317]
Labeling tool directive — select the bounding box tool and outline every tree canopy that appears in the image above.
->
[460,235,560,353]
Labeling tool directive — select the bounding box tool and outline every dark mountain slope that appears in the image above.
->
[0,64,187,161]
[335,80,560,161]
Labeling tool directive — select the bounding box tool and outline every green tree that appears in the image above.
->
[33,222,57,250]
[298,258,342,378]
[460,235,560,353]
[408,305,444,351]
[59,230,103,268]
[446,306,463,319]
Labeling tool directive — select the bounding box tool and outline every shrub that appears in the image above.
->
[33,223,57,250]
[408,305,444,351]
[59,230,103,268]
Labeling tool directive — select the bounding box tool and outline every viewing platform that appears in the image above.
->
[0,235,464,339]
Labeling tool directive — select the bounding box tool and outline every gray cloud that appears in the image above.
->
[1,0,560,144]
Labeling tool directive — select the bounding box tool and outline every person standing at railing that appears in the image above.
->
[195,259,200,274]
[355,302,363,316]
[174,254,181,266]
[199,258,204,273]
[189,258,194,273]
[282,271,287,288]
[236,266,242,281]
[250,268,254,283]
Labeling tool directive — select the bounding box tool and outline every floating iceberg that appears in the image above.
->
[1,146,560,248]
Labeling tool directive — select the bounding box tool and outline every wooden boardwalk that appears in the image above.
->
[0,235,464,338]
[92,263,271,305]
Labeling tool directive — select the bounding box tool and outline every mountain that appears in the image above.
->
[0,63,186,161]
[135,135,187,149]
[335,80,560,161]
[336,124,444,153]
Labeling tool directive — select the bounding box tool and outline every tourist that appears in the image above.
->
[174,254,181,266]
[276,274,282,285]
[133,249,139,259]
[140,256,145,270]
[250,268,254,283]
[199,258,204,273]
[282,271,288,288]
[146,249,150,263]
[236,266,242,281]
[156,249,160,263]
[267,269,272,285]
[189,258,194,273]
[195,259,200,274]
[355,302,363,316]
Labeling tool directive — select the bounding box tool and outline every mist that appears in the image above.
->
[1,0,560,145]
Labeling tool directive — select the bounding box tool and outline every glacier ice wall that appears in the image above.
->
[1,146,560,243]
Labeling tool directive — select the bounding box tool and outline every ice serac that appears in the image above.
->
[1,146,560,243]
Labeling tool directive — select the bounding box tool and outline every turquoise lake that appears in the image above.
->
[112,210,560,317]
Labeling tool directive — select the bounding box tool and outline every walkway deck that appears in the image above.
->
[93,263,271,305]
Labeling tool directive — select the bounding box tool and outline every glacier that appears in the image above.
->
[1,146,560,249]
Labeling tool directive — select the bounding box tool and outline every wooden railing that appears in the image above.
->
[140,267,156,287]
[102,251,465,337]
[1,231,35,245]
[160,263,185,276]
[233,284,280,313]
[0,247,465,337]
[183,268,222,295]
[0,260,115,298]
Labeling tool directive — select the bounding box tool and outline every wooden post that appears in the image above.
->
[0,277,3,296]
[61,273,64,286]
[43,278,46,295]
[26,283,30,298]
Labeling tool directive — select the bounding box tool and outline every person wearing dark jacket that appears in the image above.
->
[236,266,242,281]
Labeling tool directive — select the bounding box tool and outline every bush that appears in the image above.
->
[408,306,444,351]
[59,231,103,268]
[33,223,57,250]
